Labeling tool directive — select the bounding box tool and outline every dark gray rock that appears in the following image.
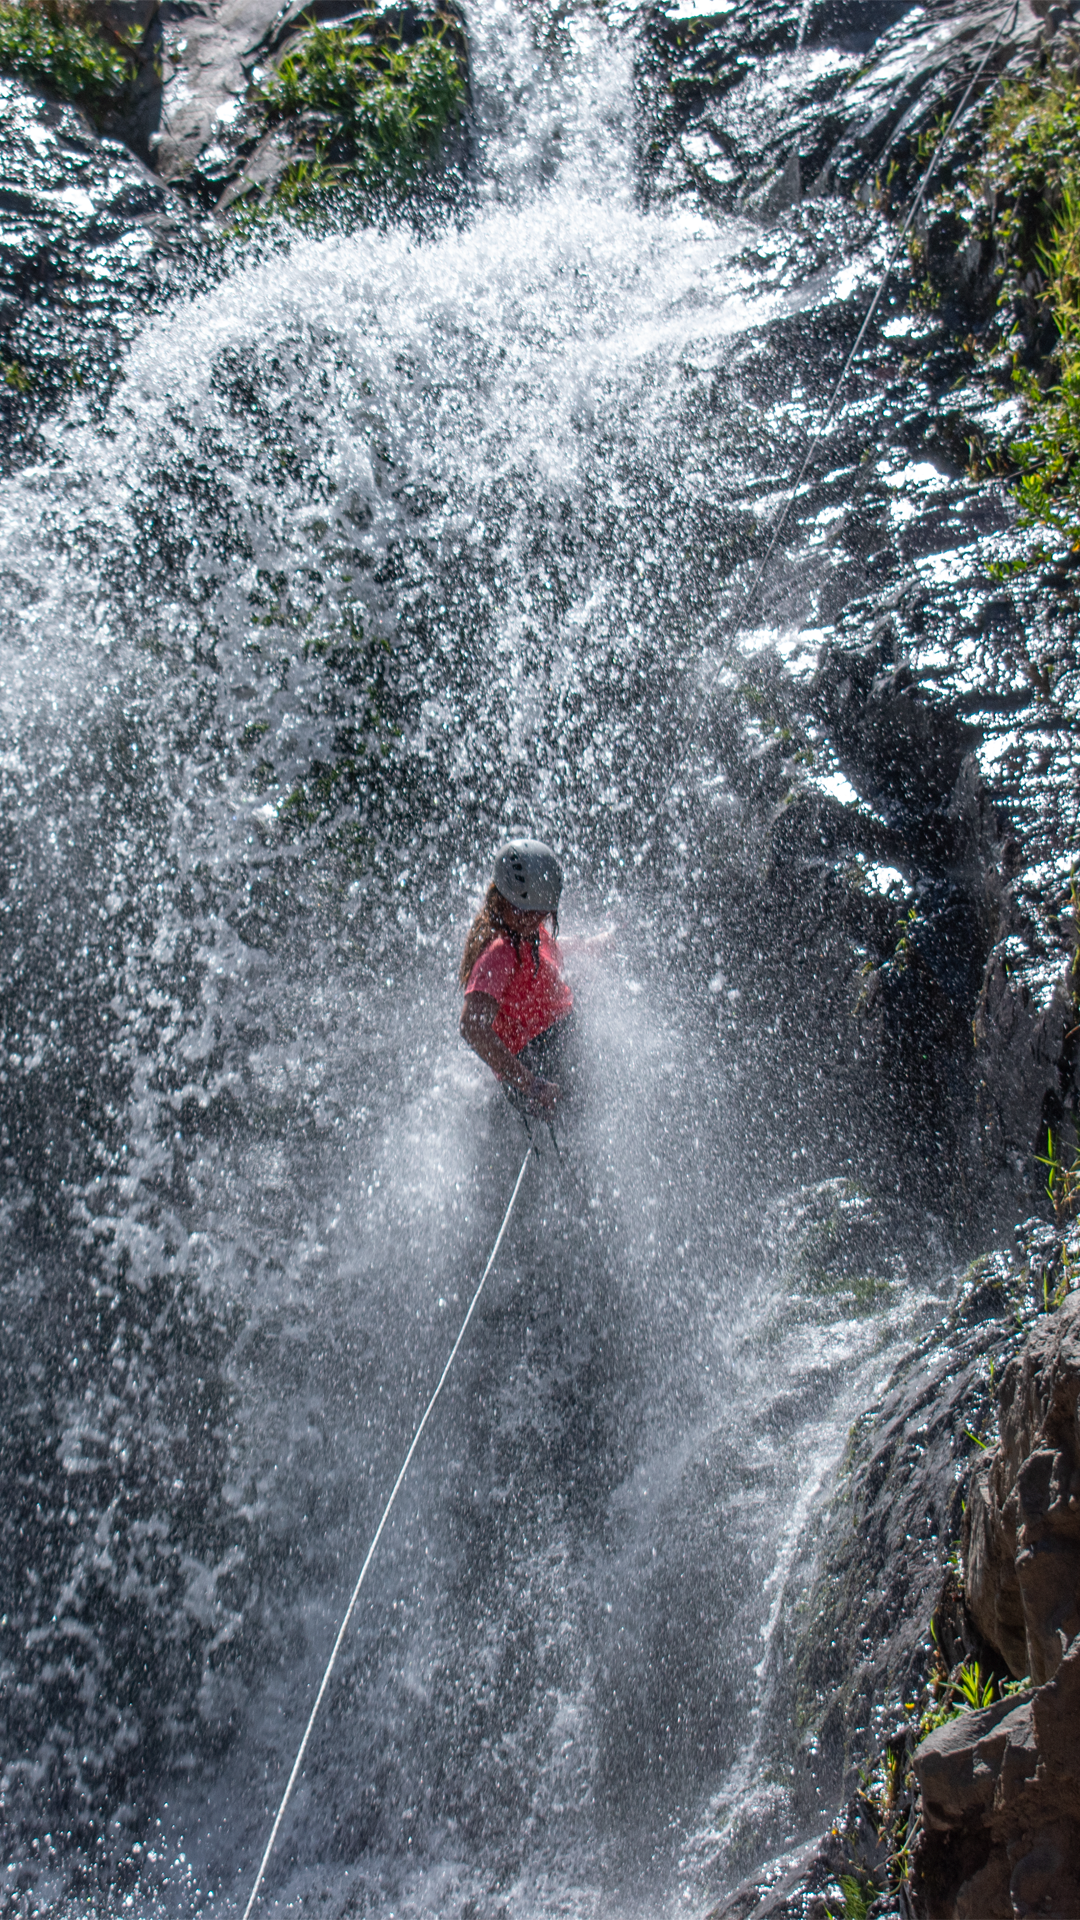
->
[637,0,1043,220]
[786,1270,1026,1807]
[911,1600,1080,1914]
[0,77,203,468]
[915,1692,1037,1829]
[150,0,283,188]
[964,1290,1080,1685]
[809,640,980,825]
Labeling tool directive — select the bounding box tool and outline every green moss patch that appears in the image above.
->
[0,0,133,114]
[985,68,1080,549]
[909,60,1080,564]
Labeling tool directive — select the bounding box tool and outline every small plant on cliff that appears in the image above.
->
[1035,1126,1080,1227]
[918,1656,1006,1742]
[828,1876,874,1920]
[956,1658,995,1709]
[0,0,134,113]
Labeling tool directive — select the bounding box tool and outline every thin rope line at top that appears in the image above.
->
[241,1140,535,1920]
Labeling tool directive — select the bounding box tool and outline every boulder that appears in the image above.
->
[909,1294,1080,1917]
[964,1291,1080,1684]
[912,1636,1080,1918]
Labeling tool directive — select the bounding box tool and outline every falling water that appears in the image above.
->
[0,0,953,1914]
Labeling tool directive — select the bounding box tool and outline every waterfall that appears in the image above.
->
[0,1,950,1914]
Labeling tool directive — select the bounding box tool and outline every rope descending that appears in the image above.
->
[241,1141,535,1919]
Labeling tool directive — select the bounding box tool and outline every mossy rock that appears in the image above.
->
[220,0,470,223]
[0,0,136,116]
[764,1176,906,1301]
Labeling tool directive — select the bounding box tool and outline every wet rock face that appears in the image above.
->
[784,1271,1021,1809]
[637,0,1042,218]
[809,636,980,824]
[0,77,200,467]
[718,1258,1079,1919]
[911,1644,1080,1919]
[637,0,1080,1231]
[964,1291,1080,1683]
[705,1827,870,1920]
[908,1295,1080,1919]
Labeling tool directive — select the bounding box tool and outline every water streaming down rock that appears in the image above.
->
[0,0,1070,1914]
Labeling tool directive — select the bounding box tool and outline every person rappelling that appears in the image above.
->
[460,838,609,1118]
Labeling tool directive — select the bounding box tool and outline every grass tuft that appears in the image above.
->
[0,0,134,113]
[980,67,1080,549]
[239,13,467,224]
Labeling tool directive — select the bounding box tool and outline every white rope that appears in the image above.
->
[642,0,1023,848]
[241,1141,535,1919]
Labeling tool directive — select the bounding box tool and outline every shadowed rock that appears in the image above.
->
[910,1295,1080,1917]
[912,1636,1080,1917]
[965,1291,1080,1684]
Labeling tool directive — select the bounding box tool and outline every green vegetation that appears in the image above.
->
[824,1646,1031,1916]
[835,1878,873,1920]
[257,18,463,163]
[0,0,133,113]
[244,14,466,223]
[1035,1126,1080,1227]
[981,67,1080,551]
[917,1655,1021,1739]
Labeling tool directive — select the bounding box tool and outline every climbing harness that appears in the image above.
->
[242,6,1024,1903]
[514,1099,563,1165]
[241,1142,534,1919]
[642,0,1023,851]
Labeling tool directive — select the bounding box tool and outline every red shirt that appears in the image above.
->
[465,928,574,1056]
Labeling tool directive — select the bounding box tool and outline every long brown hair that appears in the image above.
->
[459,884,554,989]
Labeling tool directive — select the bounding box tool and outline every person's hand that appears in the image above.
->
[525,1074,559,1115]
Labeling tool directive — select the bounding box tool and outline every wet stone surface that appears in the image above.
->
[786,1270,1024,1794]
[644,185,1080,1241]
[0,77,205,469]
[637,0,1043,217]
[703,1241,1068,1920]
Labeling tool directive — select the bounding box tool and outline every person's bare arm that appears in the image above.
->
[558,926,617,958]
[459,993,557,1110]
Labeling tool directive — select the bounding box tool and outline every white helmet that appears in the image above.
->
[492,838,562,913]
